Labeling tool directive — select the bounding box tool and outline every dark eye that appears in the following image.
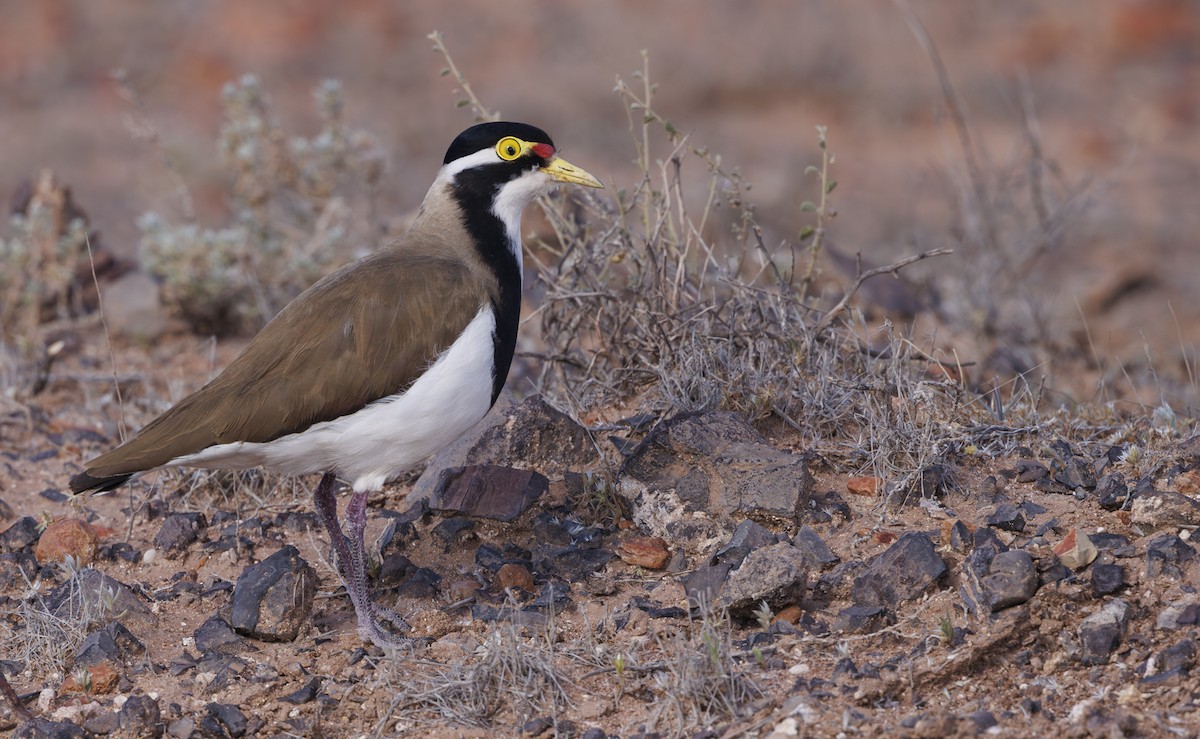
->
[496,136,523,161]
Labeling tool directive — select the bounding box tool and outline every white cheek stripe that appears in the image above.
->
[170,307,499,492]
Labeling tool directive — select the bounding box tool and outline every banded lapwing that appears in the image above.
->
[70,122,602,646]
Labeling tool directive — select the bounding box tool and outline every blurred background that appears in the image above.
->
[2,0,1198,406]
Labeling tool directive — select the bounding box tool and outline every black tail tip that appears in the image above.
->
[69,471,133,494]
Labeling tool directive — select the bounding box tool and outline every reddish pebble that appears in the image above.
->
[497,563,535,592]
[1176,469,1200,495]
[35,518,100,565]
[772,604,804,624]
[847,476,883,497]
[62,661,119,694]
[616,536,670,570]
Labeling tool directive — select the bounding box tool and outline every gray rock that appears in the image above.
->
[12,718,88,739]
[717,542,807,619]
[153,512,207,556]
[986,503,1025,533]
[428,465,547,522]
[1131,490,1200,529]
[793,525,839,566]
[832,605,891,633]
[411,393,598,502]
[1096,473,1129,510]
[532,545,612,583]
[683,563,731,609]
[711,519,778,568]
[1146,534,1196,578]
[0,516,40,553]
[230,545,316,642]
[0,497,13,522]
[1091,563,1125,596]
[1079,598,1130,665]
[1047,439,1097,490]
[980,550,1038,612]
[1159,639,1197,673]
[166,716,194,739]
[202,703,246,738]
[194,616,250,656]
[1157,600,1200,630]
[618,412,815,552]
[117,694,163,738]
[852,533,947,608]
[75,621,145,666]
[1014,461,1049,483]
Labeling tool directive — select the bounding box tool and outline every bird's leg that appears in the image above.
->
[344,489,410,646]
[313,474,407,647]
[312,472,353,581]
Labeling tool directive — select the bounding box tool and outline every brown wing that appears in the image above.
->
[79,249,493,480]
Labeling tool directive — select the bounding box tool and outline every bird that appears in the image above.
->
[69,122,602,647]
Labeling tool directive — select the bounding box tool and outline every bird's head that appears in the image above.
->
[440,122,602,218]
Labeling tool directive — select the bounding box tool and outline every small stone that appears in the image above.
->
[496,563,535,592]
[773,604,804,625]
[1079,598,1130,665]
[432,517,474,545]
[1157,601,1200,630]
[986,503,1025,533]
[280,677,322,705]
[944,520,974,551]
[718,542,808,619]
[1160,639,1197,672]
[230,545,316,642]
[0,516,40,553]
[1091,563,1125,596]
[616,536,670,569]
[1014,461,1049,483]
[793,525,838,565]
[76,621,145,666]
[446,578,480,603]
[533,545,612,583]
[429,465,548,522]
[683,563,731,608]
[203,703,246,738]
[711,520,777,568]
[45,570,153,626]
[0,497,14,522]
[1146,534,1196,578]
[375,553,413,588]
[153,513,207,556]
[166,716,195,739]
[81,710,120,735]
[117,694,162,737]
[61,661,119,694]
[1096,473,1129,510]
[12,718,89,738]
[833,605,891,633]
[194,616,249,656]
[396,567,441,599]
[1053,528,1098,570]
[846,476,882,497]
[1131,490,1200,529]
[981,550,1039,612]
[851,533,947,608]
[34,518,100,565]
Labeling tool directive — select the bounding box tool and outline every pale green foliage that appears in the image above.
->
[139,75,386,335]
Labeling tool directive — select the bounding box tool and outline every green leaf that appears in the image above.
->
[455,99,470,108]
[799,225,816,241]
[804,165,819,176]
[800,201,817,212]
[825,180,838,195]
[439,67,451,77]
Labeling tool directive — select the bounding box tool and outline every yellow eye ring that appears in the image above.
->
[496,136,524,161]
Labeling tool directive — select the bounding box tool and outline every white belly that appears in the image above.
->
[171,307,498,492]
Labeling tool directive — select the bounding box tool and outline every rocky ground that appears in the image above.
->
[4,3,1200,737]
[3,334,1200,738]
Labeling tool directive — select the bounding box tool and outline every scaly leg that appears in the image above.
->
[313,474,409,647]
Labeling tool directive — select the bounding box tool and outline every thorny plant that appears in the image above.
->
[376,610,572,732]
[0,556,123,679]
